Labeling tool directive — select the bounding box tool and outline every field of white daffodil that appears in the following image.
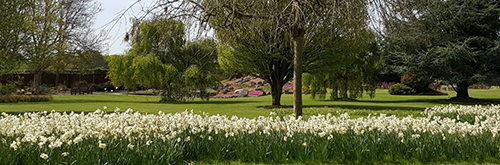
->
[1,105,500,164]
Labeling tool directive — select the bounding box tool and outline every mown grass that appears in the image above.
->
[0,89,499,118]
[1,90,500,165]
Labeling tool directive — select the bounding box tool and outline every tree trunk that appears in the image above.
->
[292,27,304,117]
[55,73,60,86]
[270,80,283,106]
[455,82,470,98]
[33,71,42,87]
[66,74,69,87]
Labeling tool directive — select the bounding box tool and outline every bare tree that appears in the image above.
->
[23,0,103,86]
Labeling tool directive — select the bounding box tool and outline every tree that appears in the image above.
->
[181,40,220,100]
[303,30,382,100]
[48,42,74,86]
[0,0,33,74]
[382,0,500,99]
[216,22,294,107]
[107,55,137,92]
[23,0,103,86]
[74,50,107,74]
[108,19,219,102]
[126,18,185,68]
[132,54,181,101]
[149,0,368,117]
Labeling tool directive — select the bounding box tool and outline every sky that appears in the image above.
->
[93,0,152,55]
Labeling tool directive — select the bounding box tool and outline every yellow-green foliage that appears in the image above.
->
[401,74,418,88]
[388,83,416,95]
[400,73,432,93]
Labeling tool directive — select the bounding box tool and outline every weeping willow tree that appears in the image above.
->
[303,30,382,100]
[108,19,219,102]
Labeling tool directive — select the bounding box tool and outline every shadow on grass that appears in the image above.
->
[316,98,445,104]
[48,99,132,104]
[170,100,260,105]
[354,98,500,105]
[306,98,500,111]
[257,104,423,111]
[303,104,425,111]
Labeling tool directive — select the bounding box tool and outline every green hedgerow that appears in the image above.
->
[0,95,53,103]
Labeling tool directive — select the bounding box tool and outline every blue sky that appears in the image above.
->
[93,0,149,55]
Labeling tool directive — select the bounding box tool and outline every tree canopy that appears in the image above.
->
[108,19,219,102]
[0,0,32,74]
[303,30,382,100]
[216,18,295,106]
[382,0,500,99]
[1,0,104,86]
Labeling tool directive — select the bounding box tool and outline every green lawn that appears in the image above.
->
[0,89,499,118]
[2,89,500,165]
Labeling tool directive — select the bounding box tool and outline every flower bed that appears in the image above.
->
[1,105,500,164]
[0,95,53,103]
[248,91,263,96]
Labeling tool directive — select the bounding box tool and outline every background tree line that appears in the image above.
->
[0,0,107,87]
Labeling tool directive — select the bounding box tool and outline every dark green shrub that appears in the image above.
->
[0,95,53,103]
[401,73,432,93]
[388,83,416,95]
[73,80,88,86]
[0,84,15,95]
[0,81,23,95]
[94,82,116,92]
